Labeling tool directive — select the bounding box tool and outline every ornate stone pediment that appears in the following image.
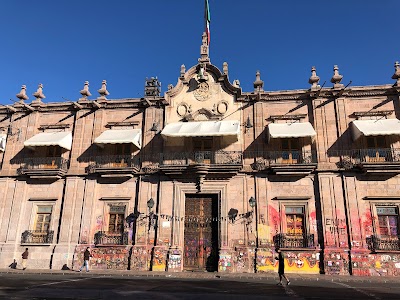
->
[164,62,241,125]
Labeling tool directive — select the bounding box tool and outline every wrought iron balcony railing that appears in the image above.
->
[94,231,129,245]
[19,157,69,172]
[366,235,400,252]
[273,233,315,249]
[333,148,400,169]
[157,151,243,166]
[245,150,317,170]
[21,230,54,244]
[88,155,140,172]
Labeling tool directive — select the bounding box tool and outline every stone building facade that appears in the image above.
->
[1,35,400,276]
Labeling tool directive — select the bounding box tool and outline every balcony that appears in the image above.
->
[87,155,140,178]
[249,150,317,175]
[335,148,400,174]
[367,235,400,252]
[157,151,243,179]
[94,231,129,246]
[160,151,243,166]
[273,233,315,249]
[19,157,68,179]
[21,230,54,244]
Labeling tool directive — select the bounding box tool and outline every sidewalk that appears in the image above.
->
[0,268,398,283]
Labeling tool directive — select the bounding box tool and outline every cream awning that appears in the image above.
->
[351,119,400,141]
[268,122,316,139]
[94,129,142,149]
[24,131,72,150]
[161,120,240,139]
[0,134,6,152]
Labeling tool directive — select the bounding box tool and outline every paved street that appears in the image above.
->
[0,270,399,300]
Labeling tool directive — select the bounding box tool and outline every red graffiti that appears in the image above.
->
[362,210,374,236]
[268,205,280,234]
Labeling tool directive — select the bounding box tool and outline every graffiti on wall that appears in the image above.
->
[131,246,148,271]
[256,249,320,274]
[324,250,349,275]
[152,247,166,271]
[168,249,182,271]
[352,252,400,276]
[234,248,254,273]
[256,248,275,273]
[73,246,129,270]
[218,253,233,272]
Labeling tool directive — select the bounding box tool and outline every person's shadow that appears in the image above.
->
[8,259,17,269]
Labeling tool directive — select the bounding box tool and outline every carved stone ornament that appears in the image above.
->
[176,103,189,117]
[216,100,229,115]
[193,81,210,101]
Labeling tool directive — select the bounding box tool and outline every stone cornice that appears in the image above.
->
[238,84,398,103]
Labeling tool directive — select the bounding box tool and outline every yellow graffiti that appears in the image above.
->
[257,258,319,274]
[257,225,270,240]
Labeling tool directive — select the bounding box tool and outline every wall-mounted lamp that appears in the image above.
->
[147,198,155,210]
[249,196,256,209]
[244,116,253,133]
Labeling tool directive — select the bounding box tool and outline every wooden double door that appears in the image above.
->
[184,195,219,271]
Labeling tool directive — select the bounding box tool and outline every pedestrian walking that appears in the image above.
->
[79,247,92,272]
[21,248,29,270]
[275,248,290,285]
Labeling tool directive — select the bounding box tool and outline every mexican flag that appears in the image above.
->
[205,0,211,45]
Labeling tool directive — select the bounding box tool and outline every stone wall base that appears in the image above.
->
[323,248,350,275]
[72,245,130,270]
[351,249,400,276]
[0,243,55,270]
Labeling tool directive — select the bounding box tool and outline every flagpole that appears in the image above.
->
[205,0,211,45]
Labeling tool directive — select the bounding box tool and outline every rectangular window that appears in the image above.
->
[35,206,52,232]
[281,138,300,163]
[46,146,62,157]
[377,207,399,237]
[108,206,125,233]
[193,138,213,163]
[115,144,131,155]
[193,138,213,151]
[366,136,386,148]
[365,136,387,162]
[285,206,305,235]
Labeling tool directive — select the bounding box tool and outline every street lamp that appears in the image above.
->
[249,196,256,209]
[147,198,154,210]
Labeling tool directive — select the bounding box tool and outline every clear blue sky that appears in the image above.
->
[1,0,399,104]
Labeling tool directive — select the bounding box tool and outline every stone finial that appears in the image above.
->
[168,84,173,91]
[391,61,400,86]
[33,83,46,101]
[233,79,241,88]
[331,65,344,88]
[308,66,320,90]
[16,85,29,101]
[97,80,109,99]
[180,64,186,78]
[223,62,228,76]
[80,81,92,99]
[253,70,264,92]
